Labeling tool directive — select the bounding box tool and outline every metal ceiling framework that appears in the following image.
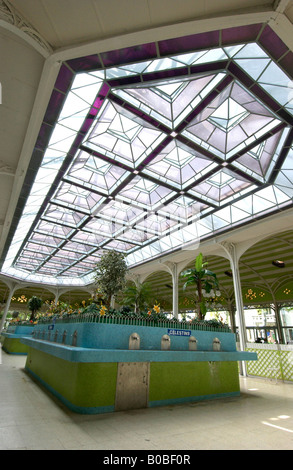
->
[1,228,292,313]
[139,229,293,311]
[0,22,293,288]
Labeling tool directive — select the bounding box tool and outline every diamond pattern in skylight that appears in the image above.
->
[208,98,250,131]
[82,100,165,168]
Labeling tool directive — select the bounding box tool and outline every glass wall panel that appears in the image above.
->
[244,307,278,343]
[280,306,293,344]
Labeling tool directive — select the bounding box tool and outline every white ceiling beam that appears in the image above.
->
[273,0,291,13]
[50,8,276,63]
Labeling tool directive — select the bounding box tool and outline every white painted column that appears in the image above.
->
[0,284,18,333]
[172,263,179,319]
[48,288,62,308]
[221,242,247,376]
[163,262,179,319]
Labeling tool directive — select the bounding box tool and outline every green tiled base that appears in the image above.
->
[2,337,29,355]
[25,348,117,411]
[25,346,240,414]
[149,361,239,403]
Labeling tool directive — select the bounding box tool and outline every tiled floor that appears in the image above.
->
[1,348,293,451]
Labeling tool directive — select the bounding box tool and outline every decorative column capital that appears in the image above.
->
[219,241,234,255]
[162,261,178,277]
[126,273,141,285]
[219,241,240,265]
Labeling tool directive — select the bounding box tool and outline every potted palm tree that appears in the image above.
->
[181,253,220,320]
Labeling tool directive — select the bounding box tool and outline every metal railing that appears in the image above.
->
[37,313,231,333]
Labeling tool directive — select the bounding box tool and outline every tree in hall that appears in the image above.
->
[27,296,43,322]
[180,252,220,321]
[94,250,128,308]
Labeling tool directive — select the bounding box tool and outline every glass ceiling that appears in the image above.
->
[1,24,293,285]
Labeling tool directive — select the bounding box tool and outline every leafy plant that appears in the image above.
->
[27,296,43,322]
[94,250,128,307]
[83,302,100,314]
[123,281,152,314]
[119,305,134,316]
[181,253,219,320]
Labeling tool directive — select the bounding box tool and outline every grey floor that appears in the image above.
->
[1,347,293,451]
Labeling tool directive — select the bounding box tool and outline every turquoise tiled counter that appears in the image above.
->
[22,321,257,414]
[1,324,34,354]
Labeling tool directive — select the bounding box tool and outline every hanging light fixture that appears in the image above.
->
[272,260,285,268]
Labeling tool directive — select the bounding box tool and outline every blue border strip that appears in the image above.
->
[2,347,27,355]
[149,391,240,408]
[21,337,257,363]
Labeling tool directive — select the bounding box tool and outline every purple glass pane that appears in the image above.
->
[80,115,97,134]
[159,30,220,56]
[187,121,214,142]
[190,60,228,75]
[37,221,72,237]
[98,82,111,99]
[108,75,145,88]
[278,51,293,77]
[101,43,157,67]
[35,123,54,151]
[83,84,110,121]
[227,62,254,88]
[54,64,74,93]
[44,90,68,126]
[277,109,293,126]
[21,250,47,260]
[70,132,86,151]
[28,148,44,171]
[221,24,262,45]
[258,25,288,61]
[250,84,281,113]
[66,54,102,72]
[142,67,189,83]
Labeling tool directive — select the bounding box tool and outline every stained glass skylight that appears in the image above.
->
[1,24,293,285]
[208,98,250,131]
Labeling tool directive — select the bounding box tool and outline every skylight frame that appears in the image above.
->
[1,23,293,285]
